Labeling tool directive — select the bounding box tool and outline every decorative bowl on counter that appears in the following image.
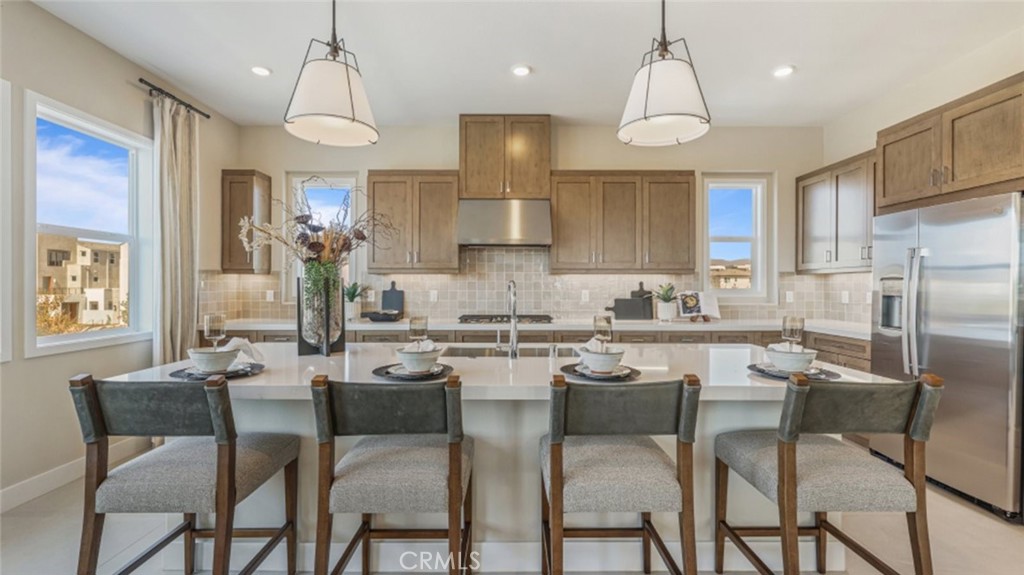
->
[187,347,241,374]
[395,347,444,374]
[575,346,626,374]
[764,344,817,373]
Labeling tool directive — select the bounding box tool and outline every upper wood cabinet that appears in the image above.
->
[222,169,271,274]
[550,171,696,273]
[459,115,551,199]
[367,170,459,273]
[797,152,873,274]
[876,74,1024,213]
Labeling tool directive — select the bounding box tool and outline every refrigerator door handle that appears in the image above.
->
[908,247,927,377]
[901,247,915,375]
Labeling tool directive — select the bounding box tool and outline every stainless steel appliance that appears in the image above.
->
[871,192,1023,520]
[456,199,553,246]
[457,314,553,324]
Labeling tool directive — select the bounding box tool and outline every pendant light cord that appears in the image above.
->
[658,0,669,58]
[328,0,340,59]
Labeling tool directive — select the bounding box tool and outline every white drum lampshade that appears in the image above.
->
[617,57,710,146]
[284,56,379,147]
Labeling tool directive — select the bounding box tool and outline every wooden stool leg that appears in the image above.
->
[540,478,550,575]
[778,444,800,575]
[678,442,697,575]
[285,458,298,575]
[641,512,652,574]
[714,457,728,574]
[551,500,564,575]
[464,478,474,575]
[448,489,460,575]
[77,508,104,575]
[361,514,371,575]
[907,510,934,575]
[183,513,196,575]
[211,503,235,575]
[814,511,827,574]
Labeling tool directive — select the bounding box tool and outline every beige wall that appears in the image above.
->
[823,25,1024,164]
[0,2,240,492]
[236,123,823,277]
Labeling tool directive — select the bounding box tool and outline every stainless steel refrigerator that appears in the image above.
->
[871,192,1023,520]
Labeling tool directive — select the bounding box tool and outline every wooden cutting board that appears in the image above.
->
[381,281,404,314]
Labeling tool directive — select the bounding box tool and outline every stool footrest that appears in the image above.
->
[237,522,292,575]
[113,521,190,575]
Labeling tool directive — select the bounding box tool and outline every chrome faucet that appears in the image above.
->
[507,280,519,359]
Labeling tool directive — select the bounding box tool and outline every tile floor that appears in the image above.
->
[1,478,1021,574]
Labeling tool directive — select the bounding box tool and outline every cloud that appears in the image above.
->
[36,128,130,235]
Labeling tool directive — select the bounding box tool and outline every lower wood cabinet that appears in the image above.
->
[426,331,456,343]
[663,332,710,344]
[260,331,297,343]
[712,332,755,344]
[357,331,409,343]
[555,331,594,343]
[613,331,660,344]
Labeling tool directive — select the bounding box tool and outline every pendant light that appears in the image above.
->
[617,0,711,146]
[284,0,378,146]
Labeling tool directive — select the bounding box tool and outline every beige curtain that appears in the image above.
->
[154,97,199,363]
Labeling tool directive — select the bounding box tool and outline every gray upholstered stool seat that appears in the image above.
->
[330,434,474,514]
[540,434,682,513]
[96,433,300,513]
[715,429,917,512]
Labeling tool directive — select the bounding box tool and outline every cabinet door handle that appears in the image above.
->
[591,251,596,263]
[414,251,420,264]
[860,246,867,260]
[867,246,873,259]
[505,181,511,194]
[825,250,832,263]
[645,251,650,264]
[943,166,950,184]
[599,252,603,263]
[406,251,412,263]
[498,181,503,194]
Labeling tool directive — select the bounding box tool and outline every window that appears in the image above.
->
[47,249,69,267]
[24,92,155,357]
[283,173,357,301]
[703,173,775,303]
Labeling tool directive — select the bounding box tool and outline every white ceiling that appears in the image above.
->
[34,1,1024,127]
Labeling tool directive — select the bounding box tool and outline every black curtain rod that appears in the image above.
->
[138,78,211,119]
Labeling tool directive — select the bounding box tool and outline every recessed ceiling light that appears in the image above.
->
[251,66,273,77]
[773,65,796,78]
[511,65,532,77]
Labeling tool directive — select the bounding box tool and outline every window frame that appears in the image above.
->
[1,79,11,363]
[281,172,360,303]
[23,91,156,358]
[701,172,777,304]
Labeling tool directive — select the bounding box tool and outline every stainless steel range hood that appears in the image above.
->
[456,199,552,246]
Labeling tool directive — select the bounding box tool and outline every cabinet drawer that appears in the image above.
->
[813,350,840,365]
[358,331,409,343]
[806,332,871,360]
[712,332,755,344]
[664,332,710,344]
[758,331,781,347]
[426,331,456,343]
[459,332,497,344]
[555,331,594,343]
[517,332,554,343]
[260,331,297,343]
[199,330,257,344]
[614,332,660,344]
[834,354,872,372]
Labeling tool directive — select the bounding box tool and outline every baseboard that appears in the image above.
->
[0,437,151,513]
[163,538,845,572]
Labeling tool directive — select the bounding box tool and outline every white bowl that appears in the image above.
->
[395,348,444,374]
[576,347,626,374]
[187,347,241,373]
[765,344,818,373]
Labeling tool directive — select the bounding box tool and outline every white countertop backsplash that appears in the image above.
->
[227,317,871,341]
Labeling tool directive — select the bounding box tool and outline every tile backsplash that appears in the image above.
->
[200,248,872,325]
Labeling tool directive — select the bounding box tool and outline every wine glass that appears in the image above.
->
[593,314,613,352]
[781,316,805,351]
[203,313,226,350]
[409,316,429,342]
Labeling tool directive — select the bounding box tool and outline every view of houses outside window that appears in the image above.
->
[35,117,131,336]
[708,186,756,290]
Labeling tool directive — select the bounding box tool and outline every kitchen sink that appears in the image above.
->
[444,346,577,358]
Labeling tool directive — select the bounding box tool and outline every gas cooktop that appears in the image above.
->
[458,314,554,324]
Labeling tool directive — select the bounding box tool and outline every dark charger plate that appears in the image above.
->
[559,362,641,382]
[170,363,265,381]
[372,363,454,382]
[747,363,841,381]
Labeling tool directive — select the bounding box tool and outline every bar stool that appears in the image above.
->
[68,374,300,575]
[541,373,702,575]
[310,374,473,575]
[714,372,944,575]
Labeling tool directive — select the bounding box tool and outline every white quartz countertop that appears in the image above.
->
[110,342,892,401]
[228,317,872,341]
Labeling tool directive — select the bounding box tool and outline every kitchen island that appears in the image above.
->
[109,343,893,573]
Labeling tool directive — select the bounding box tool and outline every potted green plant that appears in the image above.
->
[343,282,369,321]
[651,283,678,322]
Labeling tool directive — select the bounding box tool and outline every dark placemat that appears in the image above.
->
[372,363,454,382]
[747,363,841,381]
[170,363,265,381]
[559,362,641,382]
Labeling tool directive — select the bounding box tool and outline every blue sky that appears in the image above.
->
[304,186,351,224]
[36,118,130,234]
[709,187,754,262]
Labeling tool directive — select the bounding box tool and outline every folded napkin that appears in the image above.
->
[582,337,607,353]
[402,339,437,352]
[220,337,264,363]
